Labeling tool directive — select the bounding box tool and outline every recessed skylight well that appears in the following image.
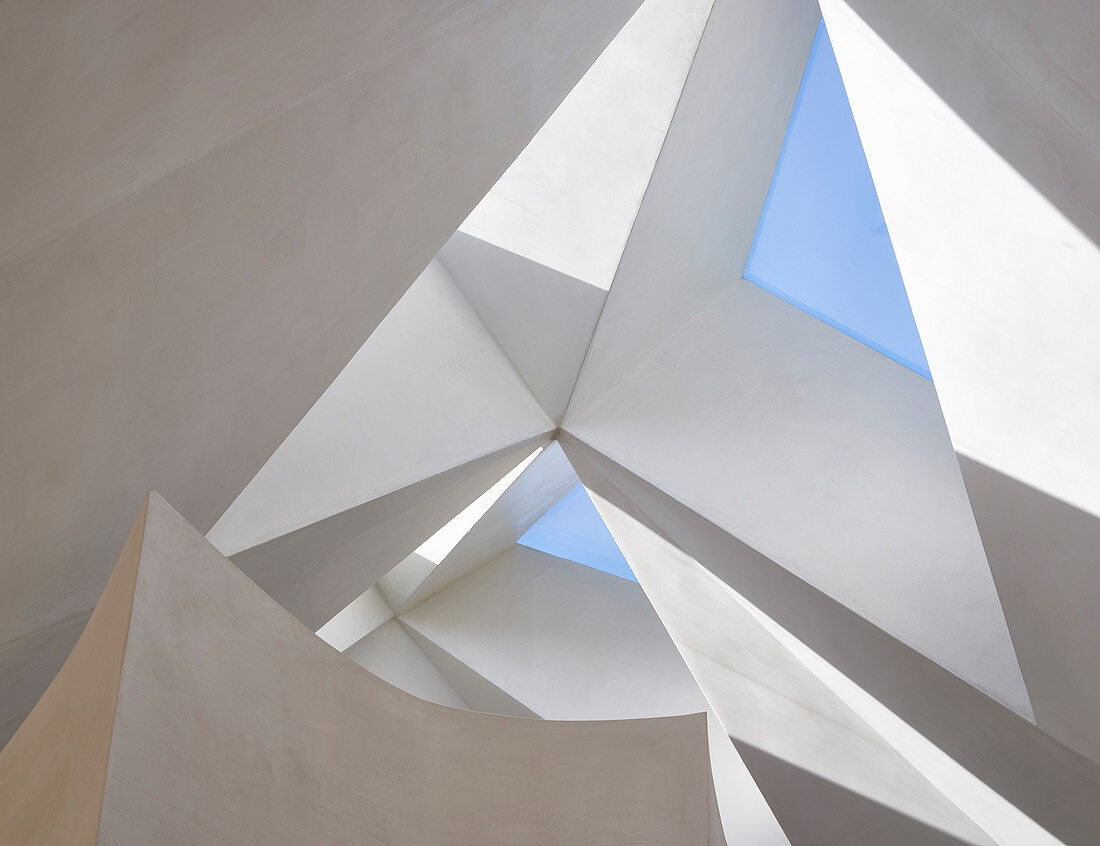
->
[744,18,930,379]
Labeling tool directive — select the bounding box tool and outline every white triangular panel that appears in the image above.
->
[382,442,576,613]
[820,0,1100,764]
[343,619,466,709]
[581,486,996,846]
[399,623,538,719]
[229,437,548,631]
[566,280,1031,717]
[566,0,820,417]
[459,0,715,292]
[208,260,552,555]
[399,545,703,720]
[398,544,789,844]
[440,233,605,422]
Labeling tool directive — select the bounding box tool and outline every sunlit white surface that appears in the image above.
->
[584,489,994,844]
[206,261,551,555]
[566,279,1031,718]
[375,445,546,611]
[316,586,393,651]
[735,586,1065,846]
[820,0,1100,520]
[416,446,543,565]
[459,0,714,290]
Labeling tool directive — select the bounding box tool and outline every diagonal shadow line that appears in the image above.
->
[558,430,1100,846]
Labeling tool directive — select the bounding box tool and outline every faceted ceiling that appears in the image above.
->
[2,0,1099,843]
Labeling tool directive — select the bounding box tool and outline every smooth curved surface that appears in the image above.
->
[0,492,716,844]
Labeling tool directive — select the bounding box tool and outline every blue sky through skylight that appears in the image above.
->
[518,484,636,582]
[744,18,930,379]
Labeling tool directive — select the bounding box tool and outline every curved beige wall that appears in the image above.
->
[0,493,716,845]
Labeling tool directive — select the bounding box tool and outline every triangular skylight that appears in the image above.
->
[744,18,930,379]
[518,483,636,582]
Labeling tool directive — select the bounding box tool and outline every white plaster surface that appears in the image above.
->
[344,619,466,710]
[317,587,393,653]
[398,545,789,845]
[566,0,820,415]
[566,280,1030,717]
[9,492,716,844]
[0,0,638,672]
[208,261,552,555]
[393,443,577,612]
[459,0,714,291]
[583,488,995,846]
[440,233,606,422]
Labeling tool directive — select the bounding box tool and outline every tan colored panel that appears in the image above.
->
[3,492,712,842]
[0,496,146,844]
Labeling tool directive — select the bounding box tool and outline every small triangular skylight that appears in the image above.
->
[744,18,930,378]
[518,484,636,582]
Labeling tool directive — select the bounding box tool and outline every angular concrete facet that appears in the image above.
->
[0,494,716,844]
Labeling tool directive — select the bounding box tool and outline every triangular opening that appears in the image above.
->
[744,18,930,379]
[518,482,636,582]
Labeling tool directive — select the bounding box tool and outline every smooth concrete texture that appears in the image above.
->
[344,620,467,710]
[0,0,641,706]
[0,497,145,844]
[0,0,642,266]
[230,436,547,631]
[208,260,553,555]
[958,455,1100,765]
[397,545,789,844]
[4,493,717,844]
[735,742,985,846]
[565,0,820,415]
[317,587,394,653]
[401,624,541,720]
[439,233,606,422]
[563,434,1100,846]
[819,0,1100,774]
[568,460,996,844]
[385,442,577,613]
[0,611,89,750]
[458,0,714,292]
[818,0,1100,527]
[565,280,1029,716]
[825,0,1100,246]
[400,545,704,720]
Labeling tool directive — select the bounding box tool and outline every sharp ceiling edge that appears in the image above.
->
[397,618,542,718]
[433,251,556,424]
[557,0,719,427]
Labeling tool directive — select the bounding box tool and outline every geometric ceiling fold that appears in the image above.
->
[562,433,1100,846]
[565,0,822,418]
[744,18,929,378]
[957,455,1100,767]
[734,741,987,846]
[518,483,636,581]
[0,491,718,843]
[817,0,1100,522]
[230,436,549,631]
[439,233,605,423]
[564,280,1031,717]
[457,0,716,292]
[381,442,576,614]
[398,620,539,720]
[343,619,468,710]
[820,0,1100,777]
[207,259,553,556]
[0,0,646,682]
[573,479,997,846]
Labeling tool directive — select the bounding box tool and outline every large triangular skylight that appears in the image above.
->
[744,18,930,378]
